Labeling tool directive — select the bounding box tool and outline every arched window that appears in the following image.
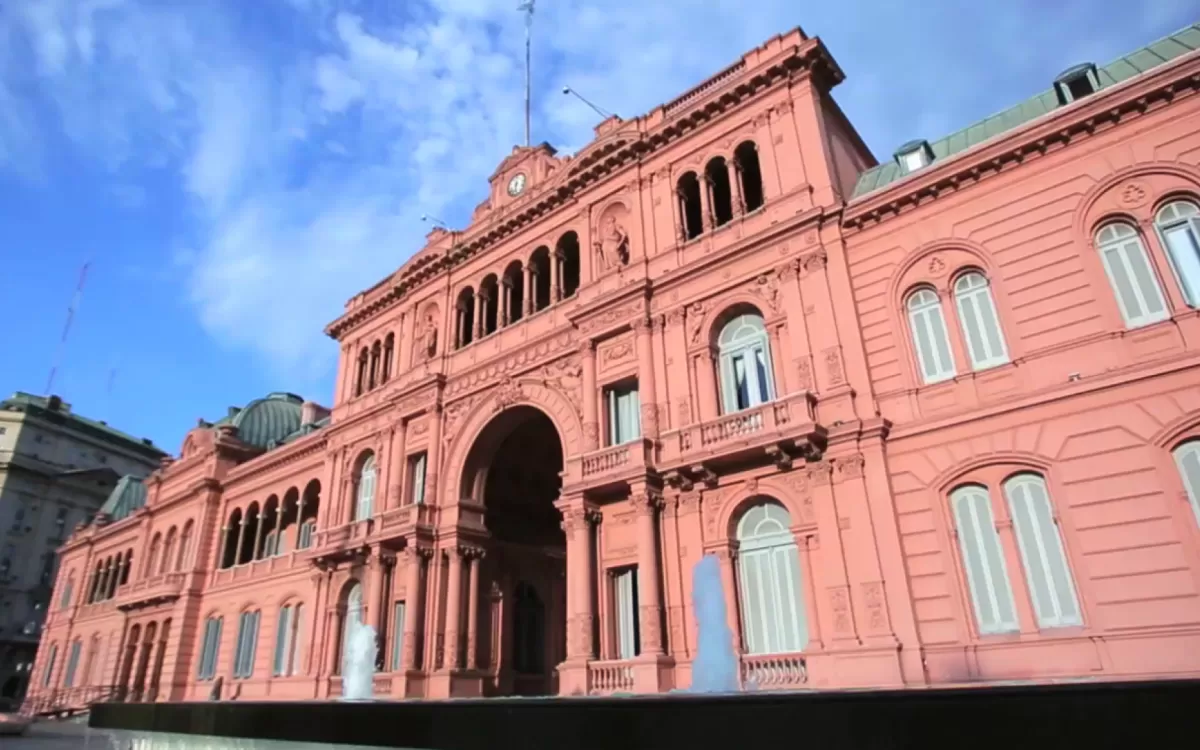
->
[1002,474,1081,628]
[63,639,83,688]
[1174,440,1200,527]
[557,231,581,299]
[161,527,177,575]
[951,485,1018,634]
[456,287,476,349]
[355,349,369,396]
[382,333,395,383]
[735,501,808,654]
[41,643,58,687]
[354,454,376,521]
[677,172,703,240]
[717,313,775,413]
[146,533,162,579]
[177,520,194,571]
[369,341,381,390]
[953,273,1009,370]
[907,288,955,384]
[233,609,261,679]
[480,275,500,336]
[502,261,524,326]
[1095,222,1168,328]
[221,510,241,569]
[705,157,734,227]
[1154,200,1200,306]
[120,549,132,586]
[733,141,764,213]
[530,247,552,312]
[59,573,74,610]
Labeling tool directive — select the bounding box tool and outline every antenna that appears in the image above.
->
[45,261,90,396]
[518,0,535,146]
[562,86,613,119]
[421,214,448,228]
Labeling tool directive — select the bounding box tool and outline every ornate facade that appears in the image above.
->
[24,23,1200,708]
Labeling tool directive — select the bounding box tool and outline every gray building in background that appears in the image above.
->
[0,393,164,705]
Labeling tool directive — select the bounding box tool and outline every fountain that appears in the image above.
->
[688,554,740,693]
[340,620,377,702]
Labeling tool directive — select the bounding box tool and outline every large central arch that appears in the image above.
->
[459,404,568,696]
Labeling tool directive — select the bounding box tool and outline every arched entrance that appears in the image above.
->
[461,405,566,696]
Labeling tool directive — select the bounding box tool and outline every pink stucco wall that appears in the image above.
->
[24,24,1200,709]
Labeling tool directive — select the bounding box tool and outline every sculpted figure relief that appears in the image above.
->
[594,214,630,271]
[420,313,438,360]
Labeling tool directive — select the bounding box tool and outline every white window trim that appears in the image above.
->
[1154,200,1200,308]
[409,453,427,506]
[1096,223,1169,328]
[736,502,808,655]
[907,289,956,384]
[951,486,1019,635]
[1003,475,1082,629]
[356,458,376,521]
[953,273,1009,371]
[613,568,639,660]
[718,314,776,413]
[606,383,642,446]
[1173,440,1200,528]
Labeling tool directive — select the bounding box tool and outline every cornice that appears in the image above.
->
[324,38,839,341]
[221,436,328,490]
[844,54,1200,231]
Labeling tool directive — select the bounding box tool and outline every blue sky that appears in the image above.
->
[0,0,1194,455]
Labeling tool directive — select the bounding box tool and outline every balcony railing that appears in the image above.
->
[587,659,635,695]
[740,652,807,690]
[577,437,655,483]
[116,572,185,610]
[21,684,123,717]
[377,503,437,539]
[660,391,821,472]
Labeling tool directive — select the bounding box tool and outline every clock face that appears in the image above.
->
[507,173,527,197]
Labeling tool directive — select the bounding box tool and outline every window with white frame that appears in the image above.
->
[273,603,304,677]
[1154,200,1200,307]
[233,610,261,679]
[197,617,223,680]
[718,313,775,413]
[408,453,427,506]
[59,575,74,610]
[613,567,640,660]
[42,643,58,687]
[953,273,1009,370]
[390,601,406,671]
[605,381,641,446]
[736,501,808,654]
[1003,474,1081,628]
[1174,440,1200,527]
[1095,222,1168,328]
[907,288,956,384]
[951,485,1018,635]
[298,520,316,550]
[63,640,82,688]
[355,454,376,521]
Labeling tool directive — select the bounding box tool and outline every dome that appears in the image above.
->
[98,475,148,522]
[229,392,304,449]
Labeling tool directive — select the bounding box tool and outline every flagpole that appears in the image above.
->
[519,1,535,147]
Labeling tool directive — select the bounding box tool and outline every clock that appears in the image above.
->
[507,173,527,197]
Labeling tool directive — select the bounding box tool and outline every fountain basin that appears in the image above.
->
[89,678,1200,750]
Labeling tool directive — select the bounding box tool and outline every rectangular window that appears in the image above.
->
[234,611,260,679]
[390,601,407,671]
[1161,220,1200,306]
[64,641,82,688]
[952,488,1018,635]
[613,567,640,660]
[42,644,58,687]
[198,618,223,680]
[273,606,293,677]
[291,604,305,676]
[408,453,427,506]
[605,381,641,446]
[297,521,314,550]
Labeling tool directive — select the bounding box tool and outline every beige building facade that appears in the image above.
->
[0,392,164,705]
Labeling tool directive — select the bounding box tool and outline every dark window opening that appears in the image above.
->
[531,247,552,312]
[734,142,764,212]
[480,276,500,337]
[706,158,734,227]
[677,172,703,240]
[558,232,581,298]
[503,262,524,325]
[456,288,476,348]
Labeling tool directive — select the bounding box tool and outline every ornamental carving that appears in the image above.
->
[808,460,833,486]
[1119,181,1149,207]
[492,377,525,412]
[442,396,479,441]
[418,311,439,360]
[834,454,865,482]
[445,331,575,396]
[824,347,845,386]
[751,273,782,314]
[639,604,663,650]
[802,252,827,274]
[687,302,706,344]
[862,581,886,631]
[579,299,646,335]
[678,491,701,515]
[777,259,800,281]
[600,340,634,369]
[830,585,852,634]
[795,357,814,390]
[927,256,947,276]
[540,356,583,411]
[676,398,692,426]
[629,490,664,515]
[594,209,632,271]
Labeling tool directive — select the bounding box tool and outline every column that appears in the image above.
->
[474,291,485,340]
[234,516,247,566]
[365,556,384,634]
[551,250,562,303]
[524,264,535,316]
[777,260,813,393]
[455,306,465,348]
[402,548,423,670]
[465,549,482,669]
[633,317,659,439]
[731,162,745,216]
[632,490,664,654]
[292,498,304,550]
[425,405,444,504]
[443,547,464,670]
[500,280,511,327]
[252,512,266,561]
[579,340,599,451]
[387,421,407,510]
[558,497,596,660]
[700,174,714,231]
[695,349,720,421]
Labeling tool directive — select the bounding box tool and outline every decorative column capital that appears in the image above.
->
[631,316,653,335]
[577,339,595,356]
[629,489,664,516]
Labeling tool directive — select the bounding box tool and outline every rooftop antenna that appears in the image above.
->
[421,214,448,228]
[518,0,535,146]
[562,86,612,119]
[45,261,90,396]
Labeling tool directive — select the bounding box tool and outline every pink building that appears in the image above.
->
[24,22,1200,709]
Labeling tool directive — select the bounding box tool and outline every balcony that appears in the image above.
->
[573,438,656,491]
[659,391,825,480]
[740,652,807,690]
[116,572,185,611]
[376,503,437,547]
[587,659,635,695]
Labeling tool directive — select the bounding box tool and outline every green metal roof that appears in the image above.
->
[98,474,149,522]
[851,23,1200,199]
[1,392,165,459]
[228,392,305,449]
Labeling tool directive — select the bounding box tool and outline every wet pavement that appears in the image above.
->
[4,719,113,749]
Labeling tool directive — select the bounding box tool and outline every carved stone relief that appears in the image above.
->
[594,202,632,271]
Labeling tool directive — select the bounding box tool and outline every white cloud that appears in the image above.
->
[0,0,1195,386]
